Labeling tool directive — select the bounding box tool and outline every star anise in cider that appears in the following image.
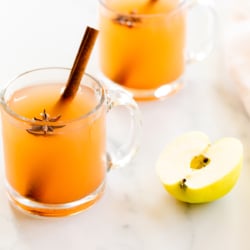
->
[27,109,64,136]
[113,10,141,28]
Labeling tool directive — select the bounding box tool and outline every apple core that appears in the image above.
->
[190,154,211,170]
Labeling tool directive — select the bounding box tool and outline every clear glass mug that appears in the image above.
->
[0,67,141,217]
[98,0,217,101]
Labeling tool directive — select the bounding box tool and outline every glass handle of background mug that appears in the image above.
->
[105,85,142,170]
[185,0,217,64]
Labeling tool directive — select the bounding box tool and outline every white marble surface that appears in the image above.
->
[0,0,250,249]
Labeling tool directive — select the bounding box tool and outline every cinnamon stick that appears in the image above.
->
[60,26,99,101]
[145,0,158,10]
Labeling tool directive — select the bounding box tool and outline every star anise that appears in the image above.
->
[113,11,141,28]
[26,109,64,136]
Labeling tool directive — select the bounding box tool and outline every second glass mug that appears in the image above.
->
[98,0,217,101]
[0,67,141,217]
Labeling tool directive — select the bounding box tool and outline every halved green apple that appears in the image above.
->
[156,131,243,203]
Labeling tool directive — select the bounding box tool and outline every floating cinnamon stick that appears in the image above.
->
[149,0,158,3]
[60,26,99,101]
[145,0,158,10]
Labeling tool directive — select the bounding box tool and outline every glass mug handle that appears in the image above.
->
[105,84,142,170]
[185,0,217,63]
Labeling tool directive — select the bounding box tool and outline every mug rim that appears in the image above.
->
[98,0,190,18]
[0,67,106,126]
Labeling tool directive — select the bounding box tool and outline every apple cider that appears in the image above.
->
[1,83,107,205]
[99,0,186,90]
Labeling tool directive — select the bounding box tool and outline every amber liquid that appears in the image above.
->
[1,84,106,207]
[99,0,186,90]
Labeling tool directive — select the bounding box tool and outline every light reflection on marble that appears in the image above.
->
[0,0,250,249]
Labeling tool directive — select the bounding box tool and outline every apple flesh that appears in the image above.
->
[156,131,243,203]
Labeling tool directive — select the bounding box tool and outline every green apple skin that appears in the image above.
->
[163,158,242,203]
